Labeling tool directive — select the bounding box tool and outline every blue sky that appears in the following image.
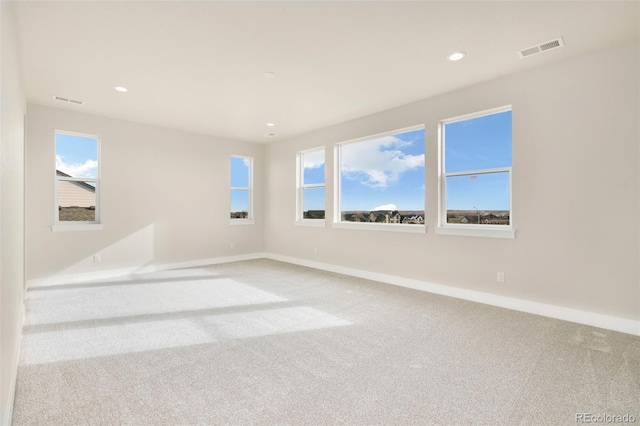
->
[55,133,98,179]
[230,156,250,212]
[340,128,425,211]
[445,110,511,210]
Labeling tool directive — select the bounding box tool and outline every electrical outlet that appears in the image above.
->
[93,254,101,263]
[230,243,235,249]
[497,272,505,283]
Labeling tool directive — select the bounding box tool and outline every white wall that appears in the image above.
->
[265,41,640,322]
[26,105,264,284]
[0,0,26,423]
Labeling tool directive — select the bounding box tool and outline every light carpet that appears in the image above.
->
[12,259,640,425]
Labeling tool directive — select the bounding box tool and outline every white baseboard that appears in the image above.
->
[265,253,640,337]
[26,253,266,288]
[3,301,25,426]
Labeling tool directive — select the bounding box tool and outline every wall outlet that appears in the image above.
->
[497,272,505,283]
[230,243,235,249]
[93,254,101,263]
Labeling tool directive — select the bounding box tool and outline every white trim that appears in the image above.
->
[52,223,104,232]
[229,219,255,225]
[335,123,426,147]
[332,222,426,233]
[295,219,326,227]
[3,302,25,426]
[26,252,266,288]
[440,104,512,125]
[264,253,640,337]
[435,226,515,239]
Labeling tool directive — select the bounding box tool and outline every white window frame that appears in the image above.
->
[333,125,426,234]
[229,155,254,225]
[52,130,103,232]
[436,105,515,239]
[296,147,326,227]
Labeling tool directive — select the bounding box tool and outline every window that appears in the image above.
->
[438,106,514,238]
[334,125,425,232]
[54,131,101,230]
[230,155,254,224]
[296,147,325,225]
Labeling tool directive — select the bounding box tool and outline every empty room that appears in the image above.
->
[1,1,639,425]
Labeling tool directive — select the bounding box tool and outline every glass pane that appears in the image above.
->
[231,157,250,188]
[302,149,325,185]
[446,172,510,225]
[340,127,425,222]
[58,180,96,221]
[444,110,511,173]
[55,133,99,179]
[302,187,325,219]
[230,190,249,219]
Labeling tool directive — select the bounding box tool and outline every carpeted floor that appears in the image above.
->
[12,259,640,425]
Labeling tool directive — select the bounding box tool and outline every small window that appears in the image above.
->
[296,147,325,225]
[335,125,425,232]
[55,131,100,227]
[230,155,254,224]
[438,106,514,238]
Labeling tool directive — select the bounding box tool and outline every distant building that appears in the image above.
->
[57,170,95,208]
[460,216,469,223]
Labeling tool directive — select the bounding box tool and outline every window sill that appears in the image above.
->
[435,226,515,239]
[52,224,104,232]
[295,220,326,228]
[229,219,255,226]
[333,222,426,233]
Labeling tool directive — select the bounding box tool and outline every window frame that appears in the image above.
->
[229,155,255,225]
[52,130,103,232]
[437,105,515,239]
[296,147,326,227]
[333,124,426,234]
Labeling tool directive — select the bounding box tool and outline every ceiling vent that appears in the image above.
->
[53,96,85,105]
[517,37,564,58]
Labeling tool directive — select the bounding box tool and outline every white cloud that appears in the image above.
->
[242,158,251,167]
[341,135,424,188]
[303,149,325,169]
[371,204,398,211]
[56,155,97,178]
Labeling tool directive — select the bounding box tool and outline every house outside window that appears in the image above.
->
[296,147,325,226]
[54,131,101,231]
[334,125,425,233]
[230,155,254,224]
[437,106,514,238]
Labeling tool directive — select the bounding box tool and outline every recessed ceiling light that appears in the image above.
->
[115,86,128,92]
[266,123,275,127]
[263,133,277,138]
[448,52,466,61]
[263,72,277,79]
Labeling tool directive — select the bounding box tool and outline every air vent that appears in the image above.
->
[517,37,564,58]
[53,96,85,105]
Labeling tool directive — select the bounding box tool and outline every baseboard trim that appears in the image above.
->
[3,301,25,426]
[26,253,266,288]
[264,253,640,337]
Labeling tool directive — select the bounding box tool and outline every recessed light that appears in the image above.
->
[448,52,466,61]
[266,123,275,127]
[263,72,277,79]
[263,133,277,138]
[115,86,128,92]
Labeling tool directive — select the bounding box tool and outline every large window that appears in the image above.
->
[334,125,425,232]
[438,106,514,238]
[230,155,254,224]
[54,131,100,227]
[296,147,325,225]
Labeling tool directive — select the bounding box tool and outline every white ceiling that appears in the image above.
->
[15,1,639,143]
